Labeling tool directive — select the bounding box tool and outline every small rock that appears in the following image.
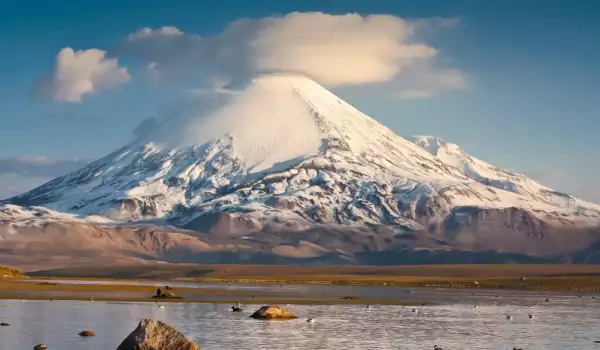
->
[78,330,96,337]
[33,345,48,350]
[0,322,9,326]
[249,305,297,320]
[152,292,181,299]
[117,318,199,350]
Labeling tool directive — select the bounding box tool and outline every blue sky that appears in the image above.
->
[0,0,599,201]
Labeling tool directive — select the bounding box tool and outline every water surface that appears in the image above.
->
[1,285,599,349]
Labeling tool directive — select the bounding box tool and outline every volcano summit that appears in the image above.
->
[2,74,600,269]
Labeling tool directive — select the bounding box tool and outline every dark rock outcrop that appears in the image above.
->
[117,318,199,350]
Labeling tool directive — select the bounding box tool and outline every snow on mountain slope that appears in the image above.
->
[0,204,112,225]
[4,74,600,235]
[407,135,600,214]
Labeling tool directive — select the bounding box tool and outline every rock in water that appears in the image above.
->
[33,345,47,350]
[249,305,297,320]
[117,318,199,350]
[78,330,96,337]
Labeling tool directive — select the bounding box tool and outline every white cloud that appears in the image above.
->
[244,12,435,86]
[36,48,130,102]
[126,26,184,40]
[119,12,465,97]
[35,13,466,100]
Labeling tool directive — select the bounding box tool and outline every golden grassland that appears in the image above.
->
[30,263,600,278]
[29,263,600,292]
[188,264,600,290]
[0,266,26,278]
[3,263,600,304]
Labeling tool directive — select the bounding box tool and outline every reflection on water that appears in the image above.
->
[1,286,599,349]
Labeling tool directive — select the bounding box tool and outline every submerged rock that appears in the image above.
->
[117,318,199,350]
[78,330,96,337]
[249,305,297,320]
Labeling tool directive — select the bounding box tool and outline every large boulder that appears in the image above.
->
[249,305,297,320]
[117,318,199,350]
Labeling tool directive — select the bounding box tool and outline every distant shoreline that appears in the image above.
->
[0,279,423,305]
[8,263,600,293]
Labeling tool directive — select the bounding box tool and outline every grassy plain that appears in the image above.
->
[1,263,599,305]
[23,263,600,292]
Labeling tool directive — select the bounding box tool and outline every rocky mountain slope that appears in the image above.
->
[2,74,599,268]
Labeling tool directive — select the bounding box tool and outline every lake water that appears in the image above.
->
[1,284,599,349]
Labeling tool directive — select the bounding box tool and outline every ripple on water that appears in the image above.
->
[0,287,599,350]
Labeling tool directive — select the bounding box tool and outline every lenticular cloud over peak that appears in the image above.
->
[120,12,463,94]
[238,12,436,86]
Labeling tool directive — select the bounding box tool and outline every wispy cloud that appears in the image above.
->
[394,66,468,99]
[0,157,89,178]
[0,174,51,201]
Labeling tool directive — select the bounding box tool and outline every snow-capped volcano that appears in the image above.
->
[2,73,600,268]
[5,74,470,221]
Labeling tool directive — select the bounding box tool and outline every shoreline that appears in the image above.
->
[3,263,600,295]
[1,274,599,306]
[173,276,600,292]
[0,294,418,306]
[23,274,600,292]
[0,279,423,305]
